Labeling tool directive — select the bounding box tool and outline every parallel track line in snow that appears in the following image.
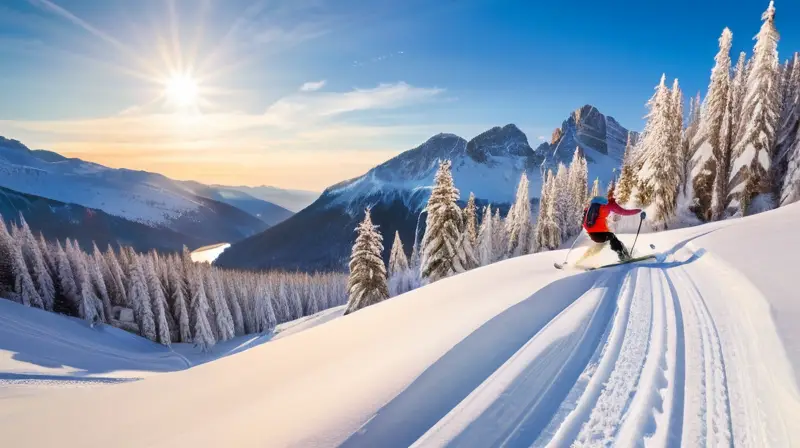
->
[540,268,641,448]
[614,268,670,446]
[409,272,623,448]
[570,267,656,446]
[674,266,732,447]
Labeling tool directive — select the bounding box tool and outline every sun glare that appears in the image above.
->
[165,74,199,108]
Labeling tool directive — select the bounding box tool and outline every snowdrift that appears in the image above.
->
[3,204,800,447]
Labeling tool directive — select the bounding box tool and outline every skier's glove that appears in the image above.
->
[640,211,647,220]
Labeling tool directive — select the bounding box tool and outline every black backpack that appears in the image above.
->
[584,202,602,227]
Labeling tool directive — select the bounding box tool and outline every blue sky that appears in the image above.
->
[0,0,797,189]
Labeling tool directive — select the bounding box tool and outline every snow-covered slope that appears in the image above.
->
[0,136,276,245]
[4,204,799,447]
[217,105,633,271]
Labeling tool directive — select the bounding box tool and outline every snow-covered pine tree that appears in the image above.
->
[636,74,681,229]
[682,93,702,198]
[188,263,215,352]
[167,256,191,342]
[775,53,800,200]
[65,240,100,323]
[506,172,533,257]
[344,208,389,314]
[567,148,589,236]
[728,1,781,216]
[128,254,156,340]
[205,268,235,341]
[463,192,479,250]
[534,170,562,251]
[388,231,409,276]
[104,246,128,307]
[420,160,465,283]
[388,231,412,296]
[88,243,113,322]
[690,28,733,220]
[143,255,171,345]
[491,208,506,262]
[552,163,571,240]
[589,177,600,199]
[477,205,493,266]
[0,217,43,308]
[252,277,277,333]
[616,133,638,204]
[713,52,750,219]
[670,79,686,202]
[223,275,245,337]
[17,216,54,310]
[53,241,79,316]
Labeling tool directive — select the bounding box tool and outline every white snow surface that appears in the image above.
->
[190,243,231,263]
[3,205,800,447]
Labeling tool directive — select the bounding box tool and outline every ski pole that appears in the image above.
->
[561,231,583,265]
[629,215,644,256]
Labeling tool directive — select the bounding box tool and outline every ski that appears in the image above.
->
[583,254,658,271]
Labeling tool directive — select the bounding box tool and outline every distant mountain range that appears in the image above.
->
[211,185,320,213]
[0,136,305,251]
[217,104,635,272]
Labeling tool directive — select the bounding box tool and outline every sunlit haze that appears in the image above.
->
[1,0,798,190]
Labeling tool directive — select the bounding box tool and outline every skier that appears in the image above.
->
[578,190,646,263]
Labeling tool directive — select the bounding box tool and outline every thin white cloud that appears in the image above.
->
[300,80,326,92]
[1,82,446,141]
[537,135,546,141]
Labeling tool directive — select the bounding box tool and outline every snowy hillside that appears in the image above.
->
[217,105,632,272]
[4,202,799,447]
[0,136,280,245]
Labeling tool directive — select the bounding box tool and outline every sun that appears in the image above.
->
[164,74,199,108]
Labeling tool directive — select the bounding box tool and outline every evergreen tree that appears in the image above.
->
[128,254,156,341]
[143,255,171,345]
[252,277,276,333]
[344,209,389,314]
[103,246,128,307]
[506,172,533,257]
[534,170,561,251]
[776,53,800,201]
[552,163,571,240]
[491,208,506,262]
[206,268,235,341]
[714,52,750,219]
[728,1,781,216]
[670,79,686,201]
[88,243,112,322]
[420,160,465,283]
[682,93,703,198]
[388,231,410,276]
[0,218,43,308]
[167,257,191,342]
[54,241,79,316]
[477,205,494,266]
[589,177,600,199]
[188,264,215,352]
[616,133,638,204]
[690,28,733,220]
[636,74,681,228]
[17,216,54,310]
[388,231,412,296]
[224,276,246,337]
[567,148,589,236]
[462,193,479,250]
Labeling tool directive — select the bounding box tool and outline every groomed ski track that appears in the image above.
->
[346,235,795,447]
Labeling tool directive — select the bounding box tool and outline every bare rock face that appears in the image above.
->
[536,104,637,168]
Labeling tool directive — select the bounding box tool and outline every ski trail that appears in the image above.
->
[613,268,669,447]
[539,268,642,447]
[565,268,655,446]
[670,266,732,447]
[410,272,622,448]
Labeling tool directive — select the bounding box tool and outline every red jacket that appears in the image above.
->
[583,199,641,233]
